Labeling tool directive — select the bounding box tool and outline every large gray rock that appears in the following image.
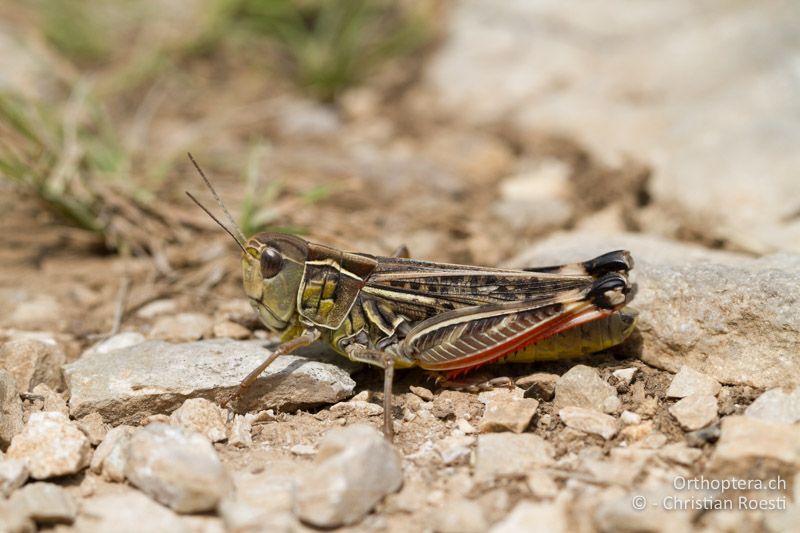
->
[64,339,356,423]
[423,0,800,254]
[509,232,800,388]
[125,423,232,513]
[296,424,403,528]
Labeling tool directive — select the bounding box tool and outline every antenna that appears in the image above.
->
[186,152,247,244]
[186,192,248,255]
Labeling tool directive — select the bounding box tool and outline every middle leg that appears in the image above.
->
[345,345,397,441]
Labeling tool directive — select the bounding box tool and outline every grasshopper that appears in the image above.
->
[186,155,636,441]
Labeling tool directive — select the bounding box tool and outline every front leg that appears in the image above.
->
[224,329,320,411]
[345,345,397,442]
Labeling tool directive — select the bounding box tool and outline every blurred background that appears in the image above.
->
[1,0,798,339]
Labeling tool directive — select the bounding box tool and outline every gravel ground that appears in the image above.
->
[1,1,799,532]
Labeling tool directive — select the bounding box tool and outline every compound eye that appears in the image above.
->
[260,248,283,279]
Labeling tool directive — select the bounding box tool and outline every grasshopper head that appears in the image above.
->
[242,233,309,333]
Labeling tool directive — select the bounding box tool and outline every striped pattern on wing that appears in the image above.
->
[401,296,608,373]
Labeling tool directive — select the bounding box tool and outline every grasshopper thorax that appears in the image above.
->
[242,233,309,334]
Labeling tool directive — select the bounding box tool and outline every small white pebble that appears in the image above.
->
[290,444,317,456]
[456,418,477,434]
[351,390,371,402]
[620,410,642,426]
[612,367,637,385]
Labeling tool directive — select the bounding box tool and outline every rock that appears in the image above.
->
[492,161,574,232]
[330,399,384,417]
[125,423,232,513]
[212,320,251,340]
[612,368,637,385]
[425,1,800,255]
[136,299,178,319]
[518,372,559,401]
[31,383,68,415]
[10,482,76,524]
[275,98,341,138]
[658,443,703,467]
[669,394,718,431]
[0,338,64,392]
[84,332,145,356]
[764,472,800,533]
[8,294,62,328]
[228,414,252,448]
[553,365,618,411]
[558,407,618,440]
[636,396,659,419]
[296,424,403,528]
[667,366,721,399]
[0,459,28,497]
[489,500,568,533]
[508,232,800,388]
[90,425,135,482]
[639,432,668,450]
[64,339,356,423]
[594,486,694,533]
[219,470,295,533]
[526,470,559,499]
[583,449,651,487]
[620,410,641,426]
[456,419,477,434]
[436,435,475,466]
[169,398,227,443]
[409,385,434,402]
[745,387,800,424]
[0,499,35,533]
[620,421,654,443]
[602,395,622,415]
[478,389,538,433]
[431,390,472,420]
[474,433,554,481]
[709,416,800,476]
[0,370,24,448]
[150,313,213,342]
[75,490,188,533]
[290,444,316,456]
[434,497,488,533]
[77,413,108,446]
[7,412,91,479]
